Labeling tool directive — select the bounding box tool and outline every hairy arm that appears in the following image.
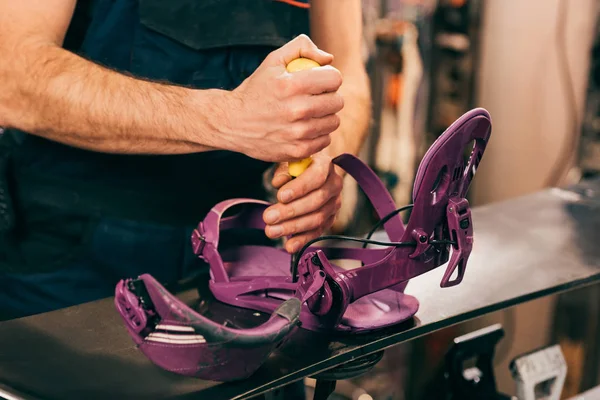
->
[310,0,371,159]
[0,0,229,154]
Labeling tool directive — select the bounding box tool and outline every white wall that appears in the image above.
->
[472,0,597,205]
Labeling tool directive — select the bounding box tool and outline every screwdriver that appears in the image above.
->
[285,57,321,280]
[285,57,321,177]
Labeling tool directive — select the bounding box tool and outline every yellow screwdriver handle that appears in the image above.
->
[285,58,321,177]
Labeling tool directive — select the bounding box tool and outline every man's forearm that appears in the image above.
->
[310,0,372,162]
[0,41,228,154]
[325,69,371,159]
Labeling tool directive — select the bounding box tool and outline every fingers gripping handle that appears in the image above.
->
[285,58,320,177]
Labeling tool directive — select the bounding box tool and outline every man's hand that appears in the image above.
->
[219,35,344,162]
[0,6,340,157]
[262,152,343,253]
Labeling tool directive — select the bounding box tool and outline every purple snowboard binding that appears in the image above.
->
[115,108,492,381]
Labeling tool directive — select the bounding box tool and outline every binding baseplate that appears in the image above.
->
[115,108,492,381]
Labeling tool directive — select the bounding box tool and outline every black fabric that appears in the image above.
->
[138,0,310,50]
[62,1,93,53]
[14,168,227,226]
[0,134,17,236]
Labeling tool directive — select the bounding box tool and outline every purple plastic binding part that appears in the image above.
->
[114,274,301,381]
[114,108,492,381]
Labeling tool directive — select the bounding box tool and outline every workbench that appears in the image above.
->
[0,179,599,400]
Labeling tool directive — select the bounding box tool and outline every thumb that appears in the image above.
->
[272,163,292,189]
[267,34,334,67]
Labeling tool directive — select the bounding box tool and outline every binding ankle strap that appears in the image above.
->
[333,154,405,241]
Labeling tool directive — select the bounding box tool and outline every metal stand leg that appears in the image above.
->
[313,379,337,400]
[444,323,511,400]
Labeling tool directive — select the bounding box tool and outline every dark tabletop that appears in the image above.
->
[1,180,600,400]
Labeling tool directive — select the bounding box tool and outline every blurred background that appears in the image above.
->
[313,0,600,398]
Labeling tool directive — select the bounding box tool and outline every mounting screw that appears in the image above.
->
[419,235,427,243]
[311,255,322,266]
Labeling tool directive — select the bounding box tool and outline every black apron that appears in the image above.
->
[1,0,310,272]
